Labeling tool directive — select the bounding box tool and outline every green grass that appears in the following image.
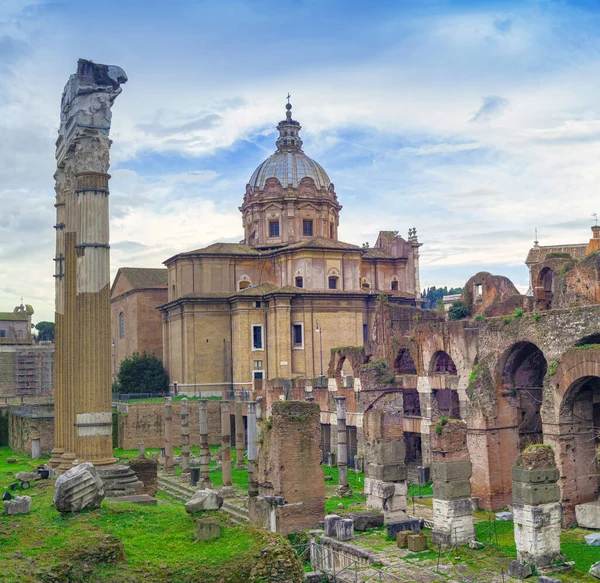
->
[0,446,281,582]
[322,464,367,513]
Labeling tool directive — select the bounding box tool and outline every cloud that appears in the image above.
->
[470,95,511,123]
[137,113,222,138]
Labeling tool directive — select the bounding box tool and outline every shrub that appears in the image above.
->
[474,314,487,323]
[448,300,470,320]
[115,351,169,394]
[514,308,524,318]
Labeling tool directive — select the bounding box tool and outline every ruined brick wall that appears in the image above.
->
[118,400,222,449]
[0,349,16,396]
[256,401,325,535]
[8,412,54,455]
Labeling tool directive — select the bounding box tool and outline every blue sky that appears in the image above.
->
[2,0,600,321]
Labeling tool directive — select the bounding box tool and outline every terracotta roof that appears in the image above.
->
[362,248,394,259]
[284,236,360,251]
[525,243,588,264]
[0,312,28,322]
[377,231,399,246]
[183,242,259,256]
[118,267,168,290]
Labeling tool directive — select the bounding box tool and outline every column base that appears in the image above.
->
[58,451,77,472]
[336,485,353,498]
[48,448,65,468]
[97,465,144,497]
[220,486,236,498]
[235,462,247,470]
[200,479,214,490]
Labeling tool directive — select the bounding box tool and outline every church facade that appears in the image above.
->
[159,103,423,392]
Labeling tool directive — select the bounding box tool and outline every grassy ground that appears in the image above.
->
[0,447,280,583]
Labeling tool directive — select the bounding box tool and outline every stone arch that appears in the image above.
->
[576,334,600,347]
[536,266,554,308]
[328,346,368,389]
[429,350,457,375]
[551,349,600,524]
[394,348,417,375]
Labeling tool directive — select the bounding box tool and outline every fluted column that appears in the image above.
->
[164,397,174,474]
[181,398,190,474]
[335,396,352,497]
[221,400,234,496]
[235,395,246,469]
[74,171,114,466]
[247,401,258,498]
[199,400,212,489]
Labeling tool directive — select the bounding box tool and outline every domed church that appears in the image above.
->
[158,102,423,391]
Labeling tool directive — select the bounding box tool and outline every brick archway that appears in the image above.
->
[545,347,600,525]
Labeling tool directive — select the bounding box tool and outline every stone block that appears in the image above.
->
[590,562,600,580]
[346,512,384,531]
[107,495,157,506]
[508,561,532,579]
[407,533,427,552]
[433,480,471,500]
[512,466,560,485]
[576,501,600,529]
[585,533,600,546]
[354,455,364,473]
[512,482,560,506]
[495,511,513,521]
[335,518,354,541]
[195,518,222,541]
[327,452,337,467]
[184,489,223,514]
[15,471,40,482]
[3,495,31,515]
[324,514,341,536]
[366,463,407,482]
[127,459,158,496]
[537,577,561,583]
[386,518,422,537]
[53,462,105,513]
[396,530,411,548]
[469,540,484,550]
[431,461,472,482]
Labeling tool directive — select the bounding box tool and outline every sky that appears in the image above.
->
[2,0,600,323]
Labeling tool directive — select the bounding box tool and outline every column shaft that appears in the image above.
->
[164,397,174,473]
[247,401,258,497]
[199,400,212,489]
[181,398,190,474]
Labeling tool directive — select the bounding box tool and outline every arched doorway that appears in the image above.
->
[537,267,554,308]
[499,341,546,451]
[430,351,460,419]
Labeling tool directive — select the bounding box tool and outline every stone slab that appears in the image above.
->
[512,482,560,506]
[537,577,561,583]
[396,530,411,548]
[433,480,471,500]
[195,518,222,541]
[585,533,600,546]
[3,495,31,515]
[366,463,407,482]
[431,461,472,482]
[591,561,600,579]
[335,518,354,541]
[345,512,384,531]
[508,560,532,579]
[577,501,600,530]
[512,466,559,485]
[495,511,513,521]
[106,495,157,506]
[387,518,422,537]
[185,489,223,514]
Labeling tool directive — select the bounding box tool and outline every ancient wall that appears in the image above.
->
[116,400,222,449]
[8,410,54,455]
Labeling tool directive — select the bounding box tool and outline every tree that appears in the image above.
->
[35,321,55,341]
[115,351,169,394]
[448,300,471,321]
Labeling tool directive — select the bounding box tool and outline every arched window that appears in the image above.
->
[391,278,399,291]
[119,312,124,339]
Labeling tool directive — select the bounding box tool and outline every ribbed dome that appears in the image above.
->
[249,150,331,191]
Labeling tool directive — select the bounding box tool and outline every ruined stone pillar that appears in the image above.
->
[247,401,258,498]
[181,398,190,474]
[512,445,562,569]
[220,400,234,497]
[164,397,174,474]
[199,400,212,489]
[51,59,127,470]
[430,419,475,546]
[334,396,352,497]
[138,442,145,459]
[235,396,246,469]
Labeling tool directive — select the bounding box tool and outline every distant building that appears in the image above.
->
[0,303,54,397]
[110,267,168,379]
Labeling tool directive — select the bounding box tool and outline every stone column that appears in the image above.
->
[247,401,258,498]
[180,398,190,474]
[430,419,475,546]
[164,397,174,474]
[512,445,562,569]
[334,396,352,497]
[220,400,234,497]
[138,442,145,459]
[235,396,246,469]
[199,400,212,489]
[51,59,127,470]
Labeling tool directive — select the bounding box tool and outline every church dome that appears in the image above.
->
[248,100,332,191]
[249,151,331,191]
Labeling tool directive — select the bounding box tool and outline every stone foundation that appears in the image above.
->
[97,465,144,498]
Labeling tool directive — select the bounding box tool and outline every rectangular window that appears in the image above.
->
[253,371,264,380]
[363,324,368,343]
[253,360,263,369]
[269,221,280,237]
[391,280,398,291]
[0,330,5,338]
[252,325,263,350]
[292,323,303,348]
[295,276,303,288]
[119,312,124,338]
[328,277,337,290]
[329,223,334,238]
[302,219,313,237]
[16,330,23,338]
[255,301,262,308]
